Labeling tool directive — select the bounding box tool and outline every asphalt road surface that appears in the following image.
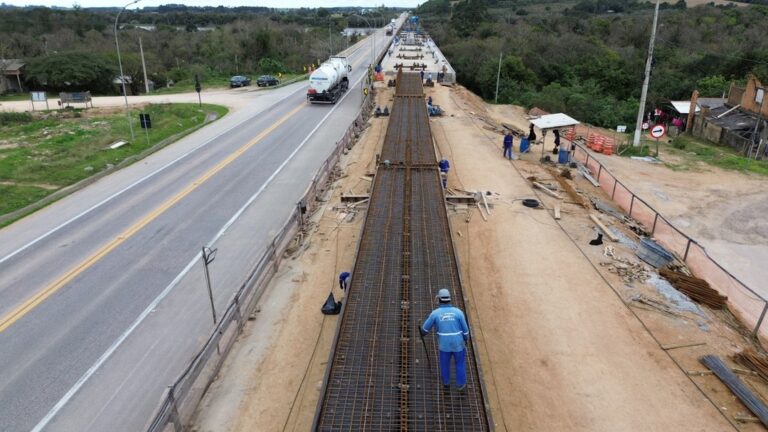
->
[0,24,398,432]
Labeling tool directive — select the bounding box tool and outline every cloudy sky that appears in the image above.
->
[2,0,420,7]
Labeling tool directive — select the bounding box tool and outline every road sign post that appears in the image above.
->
[194,74,202,107]
[649,124,666,157]
[139,113,152,147]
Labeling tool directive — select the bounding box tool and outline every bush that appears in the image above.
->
[0,112,33,126]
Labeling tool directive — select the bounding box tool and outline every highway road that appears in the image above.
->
[0,23,398,432]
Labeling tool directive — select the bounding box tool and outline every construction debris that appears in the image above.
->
[601,246,650,284]
[533,181,563,199]
[590,214,619,242]
[734,348,768,383]
[577,164,600,187]
[659,268,727,308]
[630,294,685,318]
[700,355,768,427]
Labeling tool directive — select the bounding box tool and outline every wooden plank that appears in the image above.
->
[553,205,561,220]
[481,192,491,216]
[533,182,563,199]
[589,214,618,242]
[578,165,600,187]
[476,203,488,222]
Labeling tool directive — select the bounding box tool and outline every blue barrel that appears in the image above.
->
[558,148,570,164]
[520,138,530,153]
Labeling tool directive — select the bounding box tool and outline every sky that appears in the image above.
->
[2,0,420,7]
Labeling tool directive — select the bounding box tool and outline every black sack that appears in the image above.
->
[321,292,342,315]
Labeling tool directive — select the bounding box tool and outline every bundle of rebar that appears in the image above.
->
[659,268,727,308]
[734,348,768,383]
[700,355,768,427]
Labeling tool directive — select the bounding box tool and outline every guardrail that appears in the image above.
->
[571,141,768,340]
[145,92,376,432]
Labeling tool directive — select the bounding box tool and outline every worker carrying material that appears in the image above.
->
[438,159,450,173]
[339,271,351,291]
[503,132,514,160]
[420,288,470,391]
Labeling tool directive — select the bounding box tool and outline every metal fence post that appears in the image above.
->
[597,164,602,181]
[168,386,183,432]
[754,302,768,337]
[611,178,618,200]
[683,239,692,261]
[629,195,635,217]
[651,213,659,234]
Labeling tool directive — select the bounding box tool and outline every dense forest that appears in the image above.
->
[416,0,768,129]
[0,5,400,95]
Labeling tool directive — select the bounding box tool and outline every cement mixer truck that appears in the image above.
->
[307,56,351,104]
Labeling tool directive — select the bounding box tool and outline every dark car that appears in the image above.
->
[257,75,280,87]
[229,75,251,88]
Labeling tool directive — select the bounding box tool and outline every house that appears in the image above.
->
[0,59,25,94]
[690,75,767,158]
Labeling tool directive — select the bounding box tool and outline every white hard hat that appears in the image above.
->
[437,288,451,302]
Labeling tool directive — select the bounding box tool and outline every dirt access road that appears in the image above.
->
[187,81,768,431]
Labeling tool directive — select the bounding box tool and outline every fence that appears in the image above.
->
[571,143,768,340]
[145,92,375,432]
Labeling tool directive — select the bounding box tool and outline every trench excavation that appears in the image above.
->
[313,71,492,431]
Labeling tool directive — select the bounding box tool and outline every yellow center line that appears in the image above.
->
[0,102,306,334]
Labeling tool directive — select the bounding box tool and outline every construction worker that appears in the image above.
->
[503,132,514,160]
[420,288,470,391]
[339,271,350,291]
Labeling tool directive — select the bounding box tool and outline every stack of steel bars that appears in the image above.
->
[314,71,491,431]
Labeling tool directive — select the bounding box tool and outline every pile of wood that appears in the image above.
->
[734,348,768,383]
[659,268,727,308]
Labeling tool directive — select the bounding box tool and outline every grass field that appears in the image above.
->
[0,103,228,218]
[662,135,768,175]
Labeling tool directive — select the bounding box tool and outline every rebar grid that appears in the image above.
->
[315,70,490,431]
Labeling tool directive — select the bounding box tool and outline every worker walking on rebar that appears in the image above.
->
[503,132,514,160]
[420,288,470,391]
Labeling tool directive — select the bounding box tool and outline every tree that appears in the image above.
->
[697,75,729,97]
[25,52,115,93]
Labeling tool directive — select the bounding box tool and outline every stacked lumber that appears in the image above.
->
[659,268,727,308]
[735,348,768,382]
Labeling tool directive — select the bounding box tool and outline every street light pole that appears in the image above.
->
[114,0,139,142]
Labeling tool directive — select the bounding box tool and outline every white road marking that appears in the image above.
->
[30,54,370,432]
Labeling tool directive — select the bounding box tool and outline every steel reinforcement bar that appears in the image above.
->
[314,72,491,431]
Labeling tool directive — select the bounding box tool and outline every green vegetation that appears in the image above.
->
[0,6,402,96]
[0,103,228,217]
[416,0,768,130]
[151,73,306,94]
[664,135,768,175]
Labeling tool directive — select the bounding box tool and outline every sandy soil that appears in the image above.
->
[190,84,388,432]
[429,84,753,431]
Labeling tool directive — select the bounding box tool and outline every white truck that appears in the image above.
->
[307,56,351,104]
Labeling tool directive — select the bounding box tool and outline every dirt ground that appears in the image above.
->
[192,82,768,431]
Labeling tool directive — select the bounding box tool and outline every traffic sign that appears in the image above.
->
[649,124,666,139]
[642,122,649,130]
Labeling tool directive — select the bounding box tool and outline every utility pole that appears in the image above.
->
[495,51,502,104]
[329,19,333,57]
[115,0,140,142]
[632,0,661,147]
[139,37,149,94]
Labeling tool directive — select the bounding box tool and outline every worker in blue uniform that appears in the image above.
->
[338,271,350,291]
[503,132,514,160]
[420,288,470,391]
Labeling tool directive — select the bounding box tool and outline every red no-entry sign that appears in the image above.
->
[649,124,666,139]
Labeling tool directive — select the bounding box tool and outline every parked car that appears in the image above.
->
[229,75,251,88]
[257,75,280,87]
